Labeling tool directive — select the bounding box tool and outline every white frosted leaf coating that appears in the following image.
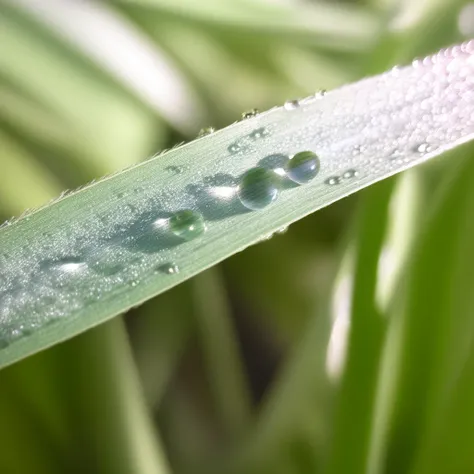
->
[1,41,474,367]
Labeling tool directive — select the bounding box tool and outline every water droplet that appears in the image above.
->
[38,257,88,284]
[228,142,241,154]
[284,99,300,110]
[416,142,431,154]
[315,90,327,98]
[343,169,358,179]
[166,165,184,175]
[286,151,320,184]
[86,246,125,276]
[389,148,403,160]
[129,279,139,287]
[352,145,365,156]
[249,127,268,140]
[155,262,180,275]
[126,203,138,213]
[326,176,342,186]
[241,109,259,119]
[116,191,126,199]
[169,210,206,241]
[198,127,215,137]
[238,168,280,211]
[276,226,289,235]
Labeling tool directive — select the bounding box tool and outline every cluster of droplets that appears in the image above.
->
[237,150,321,210]
[3,56,455,351]
[325,169,359,186]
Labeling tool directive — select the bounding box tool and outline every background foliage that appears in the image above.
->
[1,0,474,473]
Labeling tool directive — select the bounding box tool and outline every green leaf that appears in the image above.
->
[1,42,474,368]
[119,0,381,52]
[192,267,252,439]
[376,147,474,473]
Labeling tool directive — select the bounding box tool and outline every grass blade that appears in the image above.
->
[1,41,474,368]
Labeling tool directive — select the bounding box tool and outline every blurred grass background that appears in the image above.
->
[1,0,474,473]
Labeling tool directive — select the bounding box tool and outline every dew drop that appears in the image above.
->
[126,203,138,213]
[326,176,342,186]
[238,167,280,211]
[38,257,88,283]
[389,148,403,160]
[416,142,431,154]
[276,226,289,235]
[249,127,268,140]
[241,109,259,119]
[198,127,215,137]
[155,262,180,275]
[286,151,320,184]
[166,165,184,175]
[228,142,241,154]
[343,169,358,179]
[86,246,125,276]
[169,210,206,241]
[315,89,327,98]
[284,99,300,110]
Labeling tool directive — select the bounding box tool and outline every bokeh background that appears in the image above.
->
[1,1,474,473]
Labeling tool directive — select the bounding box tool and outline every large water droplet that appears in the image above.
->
[238,168,280,210]
[286,151,320,184]
[169,210,206,241]
[37,257,88,285]
[155,262,180,275]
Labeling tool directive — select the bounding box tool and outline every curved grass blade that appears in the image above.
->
[1,41,474,369]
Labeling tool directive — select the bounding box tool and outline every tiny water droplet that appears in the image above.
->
[169,210,206,241]
[129,279,139,287]
[249,127,268,140]
[352,145,365,156]
[198,127,215,137]
[166,165,184,175]
[315,90,327,98]
[389,148,403,160]
[155,262,180,275]
[284,99,300,110]
[416,142,431,154]
[276,226,289,235]
[241,109,259,119]
[116,191,126,199]
[326,176,342,186]
[343,169,358,179]
[228,142,241,154]
[126,203,138,213]
[286,151,320,184]
[238,167,280,211]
